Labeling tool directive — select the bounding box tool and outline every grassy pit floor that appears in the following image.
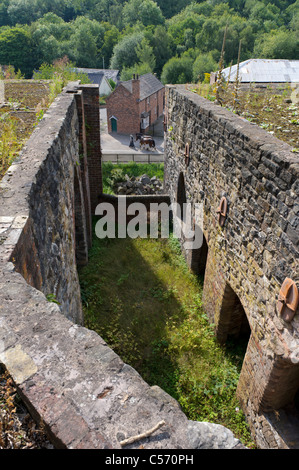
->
[78,222,255,448]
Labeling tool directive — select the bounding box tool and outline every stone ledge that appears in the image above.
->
[0,263,245,449]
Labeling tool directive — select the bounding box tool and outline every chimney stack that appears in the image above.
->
[132,73,140,100]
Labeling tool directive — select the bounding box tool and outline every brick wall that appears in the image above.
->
[106,78,165,135]
[78,85,102,213]
[106,83,140,134]
[165,84,299,448]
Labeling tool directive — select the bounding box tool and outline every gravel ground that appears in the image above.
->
[0,365,54,449]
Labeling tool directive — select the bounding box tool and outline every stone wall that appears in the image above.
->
[164,84,299,449]
[0,81,245,449]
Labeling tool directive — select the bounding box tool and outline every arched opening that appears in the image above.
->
[176,172,186,222]
[261,362,299,448]
[216,283,251,348]
[190,233,208,280]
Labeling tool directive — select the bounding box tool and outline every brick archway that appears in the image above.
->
[215,283,251,345]
[190,233,208,279]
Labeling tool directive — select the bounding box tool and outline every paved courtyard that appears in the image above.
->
[100,108,164,162]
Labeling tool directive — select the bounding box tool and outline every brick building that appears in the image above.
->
[106,73,165,134]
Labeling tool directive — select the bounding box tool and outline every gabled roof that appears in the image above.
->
[84,72,106,87]
[120,73,164,100]
[221,59,299,83]
[74,68,120,83]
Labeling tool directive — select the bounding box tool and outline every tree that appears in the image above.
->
[253,29,299,59]
[7,0,67,25]
[100,23,121,70]
[155,0,193,18]
[31,14,73,65]
[0,0,10,27]
[120,62,152,81]
[161,56,194,85]
[0,25,37,77]
[110,31,144,70]
[69,16,105,67]
[148,25,173,76]
[136,37,156,71]
[192,52,218,82]
[122,0,164,27]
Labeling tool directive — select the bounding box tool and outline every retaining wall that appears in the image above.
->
[0,82,244,449]
[164,84,299,449]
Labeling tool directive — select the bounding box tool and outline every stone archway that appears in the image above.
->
[216,283,251,345]
[190,234,208,279]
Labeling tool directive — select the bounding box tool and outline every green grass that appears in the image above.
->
[102,162,164,194]
[78,222,254,448]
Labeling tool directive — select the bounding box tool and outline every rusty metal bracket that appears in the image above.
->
[277,278,299,322]
[184,143,190,166]
[216,196,228,227]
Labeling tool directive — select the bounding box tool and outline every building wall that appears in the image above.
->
[99,78,112,96]
[106,78,164,134]
[106,82,140,134]
[139,87,164,133]
[164,84,299,449]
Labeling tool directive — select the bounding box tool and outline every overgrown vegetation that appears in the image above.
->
[189,81,299,150]
[33,56,91,103]
[0,59,90,181]
[78,219,254,448]
[102,162,164,194]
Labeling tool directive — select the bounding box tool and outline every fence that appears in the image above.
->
[102,152,164,163]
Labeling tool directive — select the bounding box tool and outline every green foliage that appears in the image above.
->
[102,162,164,194]
[46,293,60,304]
[192,52,218,82]
[161,55,194,85]
[33,57,91,102]
[0,25,37,77]
[110,31,145,70]
[253,28,299,59]
[0,0,297,81]
[120,62,152,81]
[0,113,18,179]
[122,0,164,27]
[78,219,254,447]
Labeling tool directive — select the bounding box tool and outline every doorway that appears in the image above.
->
[111,117,117,132]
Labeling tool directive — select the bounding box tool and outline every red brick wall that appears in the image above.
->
[106,81,165,135]
[106,83,140,134]
[78,85,102,213]
[139,88,164,132]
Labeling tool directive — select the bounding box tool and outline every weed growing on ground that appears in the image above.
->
[78,223,255,447]
[102,162,164,194]
[190,82,299,150]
